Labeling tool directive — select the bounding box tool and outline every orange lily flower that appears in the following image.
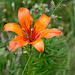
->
[3,7,62,53]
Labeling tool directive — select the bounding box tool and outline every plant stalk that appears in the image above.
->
[28,44,32,75]
[22,44,32,75]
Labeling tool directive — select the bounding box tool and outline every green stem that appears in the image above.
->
[22,44,32,75]
[51,0,63,16]
[28,44,32,75]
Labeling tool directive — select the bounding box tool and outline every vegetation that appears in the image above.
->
[0,0,74,75]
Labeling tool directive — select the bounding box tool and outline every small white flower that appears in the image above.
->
[12,2,15,10]
[2,18,6,22]
[22,0,25,4]
[34,3,38,8]
[23,51,28,54]
[45,8,49,12]
[3,9,7,12]
[43,4,48,7]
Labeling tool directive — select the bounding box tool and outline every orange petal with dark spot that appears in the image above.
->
[31,39,44,53]
[9,36,29,52]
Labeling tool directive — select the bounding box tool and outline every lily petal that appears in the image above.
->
[41,28,62,39]
[31,39,44,53]
[32,14,51,37]
[9,36,29,52]
[4,23,26,37]
[18,7,33,32]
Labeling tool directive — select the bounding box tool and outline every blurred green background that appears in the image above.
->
[0,0,75,75]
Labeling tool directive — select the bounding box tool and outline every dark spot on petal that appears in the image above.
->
[14,42,18,45]
[12,42,18,50]
[24,22,25,25]
[40,49,43,53]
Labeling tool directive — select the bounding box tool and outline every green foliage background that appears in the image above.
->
[0,0,75,75]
